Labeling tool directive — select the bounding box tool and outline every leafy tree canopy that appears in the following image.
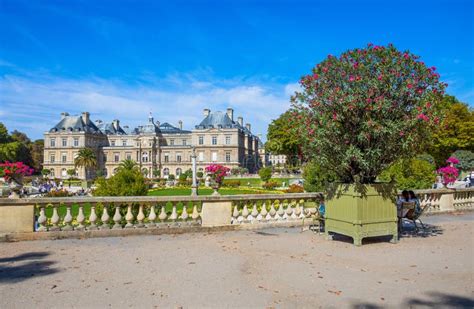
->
[378,158,436,190]
[266,111,302,165]
[290,43,446,184]
[302,160,337,192]
[428,95,474,166]
[258,167,272,183]
[451,150,474,172]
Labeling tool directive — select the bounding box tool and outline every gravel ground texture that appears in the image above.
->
[0,212,473,308]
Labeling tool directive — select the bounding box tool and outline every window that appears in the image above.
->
[122,140,127,146]
[198,152,204,162]
[50,154,55,163]
[61,153,67,163]
[212,136,217,145]
[114,153,120,162]
[164,154,169,163]
[62,138,67,147]
[225,136,231,145]
[73,138,79,147]
[142,152,149,162]
[226,152,231,162]
[163,168,169,176]
[211,152,217,162]
[170,139,174,146]
[198,136,204,145]
[176,154,182,162]
[50,138,56,147]
[126,153,132,160]
[111,140,116,146]
[50,169,55,177]
[182,139,187,146]
[62,168,67,178]
[176,168,182,176]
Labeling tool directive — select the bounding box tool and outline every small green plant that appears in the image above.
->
[258,167,272,183]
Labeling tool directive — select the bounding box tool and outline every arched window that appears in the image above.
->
[142,151,149,163]
[176,168,182,176]
[50,169,55,177]
[61,168,67,178]
[163,168,169,176]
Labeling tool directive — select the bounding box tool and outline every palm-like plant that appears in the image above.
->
[74,148,97,179]
[118,159,138,171]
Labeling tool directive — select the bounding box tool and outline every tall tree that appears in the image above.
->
[266,111,302,166]
[29,139,44,171]
[429,95,474,166]
[74,148,97,179]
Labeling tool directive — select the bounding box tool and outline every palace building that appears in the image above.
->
[43,108,261,179]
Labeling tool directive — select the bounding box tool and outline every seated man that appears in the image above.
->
[318,198,326,233]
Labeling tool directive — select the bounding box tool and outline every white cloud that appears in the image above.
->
[0,73,294,140]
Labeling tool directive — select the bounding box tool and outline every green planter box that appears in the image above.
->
[325,184,398,246]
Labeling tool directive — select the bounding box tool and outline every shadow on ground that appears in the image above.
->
[400,221,444,239]
[0,251,59,283]
[351,292,474,308]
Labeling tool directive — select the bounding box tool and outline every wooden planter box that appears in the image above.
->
[325,184,398,246]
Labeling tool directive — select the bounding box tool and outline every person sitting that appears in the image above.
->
[318,196,326,233]
[396,190,410,233]
[408,190,421,217]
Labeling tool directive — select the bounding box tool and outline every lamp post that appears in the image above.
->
[191,146,198,196]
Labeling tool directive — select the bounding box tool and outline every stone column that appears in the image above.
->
[191,146,198,196]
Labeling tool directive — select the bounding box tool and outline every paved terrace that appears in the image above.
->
[1,213,473,308]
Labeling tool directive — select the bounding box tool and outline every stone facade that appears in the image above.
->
[43,109,261,179]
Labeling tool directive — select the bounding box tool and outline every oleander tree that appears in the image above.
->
[290,43,447,184]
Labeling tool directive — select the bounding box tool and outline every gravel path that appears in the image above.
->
[1,213,473,308]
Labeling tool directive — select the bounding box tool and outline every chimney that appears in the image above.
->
[203,108,211,117]
[226,108,234,121]
[246,123,251,132]
[178,120,183,130]
[237,116,243,126]
[61,112,69,120]
[82,112,90,124]
[112,119,120,130]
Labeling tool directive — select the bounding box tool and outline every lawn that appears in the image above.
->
[223,177,295,187]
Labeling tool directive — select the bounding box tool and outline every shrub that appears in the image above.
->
[93,168,148,196]
[302,161,336,192]
[451,150,474,172]
[262,181,279,190]
[223,180,240,187]
[45,189,72,197]
[197,171,204,178]
[167,174,175,181]
[258,167,272,183]
[379,158,436,189]
[285,184,304,193]
[290,43,446,184]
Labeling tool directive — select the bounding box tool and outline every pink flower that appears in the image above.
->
[407,83,413,89]
[399,131,404,136]
[332,112,338,120]
[446,157,459,165]
[417,113,429,122]
[349,76,355,82]
[377,74,383,80]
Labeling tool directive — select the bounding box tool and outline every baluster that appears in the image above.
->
[101,205,110,229]
[276,200,284,220]
[135,204,145,228]
[258,202,267,222]
[158,205,168,225]
[170,203,178,225]
[147,204,157,228]
[76,204,85,230]
[50,204,60,231]
[191,204,200,224]
[249,203,258,223]
[62,203,73,231]
[37,205,47,232]
[268,201,276,221]
[112,204,122,229]
[125,204,134,228]
[293,200,301,219]
[88,204,98,230]
[285,200,294,220]
[242,203,250,223]
[232,205,240,224]
[180,204,189,224]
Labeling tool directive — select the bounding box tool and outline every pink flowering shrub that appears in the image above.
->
[290,43,446,184]
[0,161,34,183]
[437,157,460,185]
[205,164,230,185]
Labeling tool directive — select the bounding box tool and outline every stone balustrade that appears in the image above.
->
[0,188,472,240]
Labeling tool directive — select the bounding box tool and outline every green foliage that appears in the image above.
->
[41,169,51,176]
[378,158,436,190]
[285,184,305,193]
[168,174,175,181]
[178,173,188,181]
[266,111,302,165]
[196,171,204,178]
[302,161,336,192]
[94,168,148,196]
[74,148,97,179]
[429,96,474,166]
[152,169,161,177]
[0,123,9,143]
[416,153,435,165]
[451,150,474,172]
[291,44,445,184]
[262,181,279,190]
[0,141,31,163]
[258,167,272,183]
[66,169,76,177]
[222,179,241,187]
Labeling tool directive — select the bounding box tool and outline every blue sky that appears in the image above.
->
[0,0,473,140]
